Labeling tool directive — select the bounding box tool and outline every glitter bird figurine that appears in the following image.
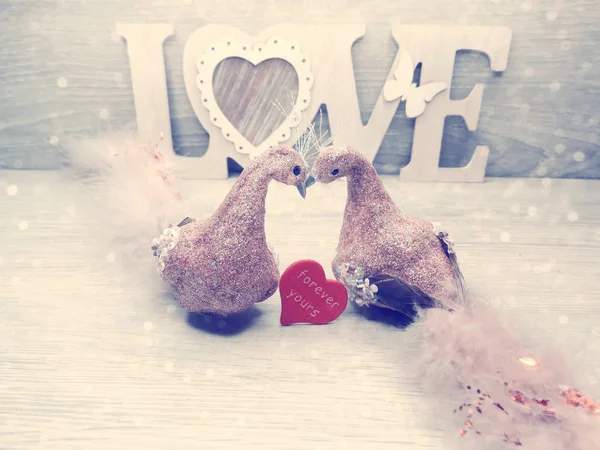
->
[311,145,600,449]
[65,133,308,316]
[153,146,308,316]
[311,145,464,317]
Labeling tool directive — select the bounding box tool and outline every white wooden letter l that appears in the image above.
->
[117,23,175,157]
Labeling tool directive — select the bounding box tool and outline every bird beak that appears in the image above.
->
[297,182,307,199]
[296,175,316,199]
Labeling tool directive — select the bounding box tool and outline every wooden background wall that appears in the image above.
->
[1,0,598,178]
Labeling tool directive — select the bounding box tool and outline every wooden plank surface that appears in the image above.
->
[0,0,599,178]
[1,170,600,449]
[213,57,299,147]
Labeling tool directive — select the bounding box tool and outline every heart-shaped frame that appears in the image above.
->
[196,37,314,159]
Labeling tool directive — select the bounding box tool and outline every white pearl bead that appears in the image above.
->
[167,242,176,250]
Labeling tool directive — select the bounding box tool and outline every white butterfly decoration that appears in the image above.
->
[383,52,448,119]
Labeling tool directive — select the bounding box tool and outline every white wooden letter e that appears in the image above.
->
[392,25,512,182]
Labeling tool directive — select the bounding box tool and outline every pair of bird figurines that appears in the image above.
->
[152,146,600,449]
[153,144,463,318]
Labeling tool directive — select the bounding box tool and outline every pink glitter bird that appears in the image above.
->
[311,145,600,449]
[311,145,464,317]
[152,146,308,316]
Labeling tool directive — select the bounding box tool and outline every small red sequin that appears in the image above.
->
[509,390,526,404]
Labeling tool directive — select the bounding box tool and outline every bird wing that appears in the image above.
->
[365,273,439,319]
[433,226,467,304]
[177,217,196,227]
[356,226,467,317]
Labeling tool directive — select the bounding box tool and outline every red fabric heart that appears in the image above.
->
[279,260,348,326]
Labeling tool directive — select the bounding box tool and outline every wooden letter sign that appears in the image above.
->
[117,22,512,182]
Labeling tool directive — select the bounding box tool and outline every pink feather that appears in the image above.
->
[410,294,600,449]
[61,131,186,285]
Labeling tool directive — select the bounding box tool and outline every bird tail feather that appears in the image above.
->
[409,297,600,449]
[61,131,187,285]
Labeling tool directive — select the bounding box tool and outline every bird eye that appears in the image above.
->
[293,165,301,176]
[331,169,339,176]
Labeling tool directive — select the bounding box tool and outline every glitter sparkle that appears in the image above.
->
[454,375,600,447]
[519,357,539,368]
